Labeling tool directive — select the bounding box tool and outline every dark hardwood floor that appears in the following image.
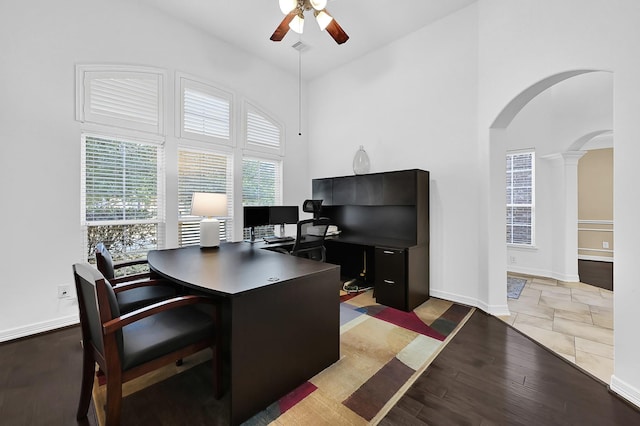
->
[1,311,637,426]
[0,326,97,426]
[578,259,613,291]
[381,311,639,425]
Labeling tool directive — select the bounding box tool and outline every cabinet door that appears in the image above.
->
[332,176,356,205]
[375,247,406,310]
[312,178,333,206]
[383,170,416,205]
[355,174,383,205]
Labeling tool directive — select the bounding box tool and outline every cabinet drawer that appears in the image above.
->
[375,247,406,310]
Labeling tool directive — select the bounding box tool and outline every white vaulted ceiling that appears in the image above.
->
[138,0,477,80]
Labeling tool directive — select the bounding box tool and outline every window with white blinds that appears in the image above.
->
[76,65,164,135]
[82,134,164,262]
[178,75,232,145]
[506,151,535,246]
[245,103,283,154]
[242,157,282,240]
[178,148,233,246]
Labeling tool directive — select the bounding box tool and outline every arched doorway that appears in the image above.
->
[487,70,615,383]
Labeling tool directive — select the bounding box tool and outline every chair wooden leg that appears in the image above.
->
[105,370,123,426]
[76,345,96,420]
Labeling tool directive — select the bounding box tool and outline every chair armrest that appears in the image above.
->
[112,278,172,293]
[113,258,148,269]
[102,295,216,335]
[110,259,150,284]
[109,272,151,285]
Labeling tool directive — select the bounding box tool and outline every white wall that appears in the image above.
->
[478,0,640,407]
[0,0,309,340]
[308,5,480,307]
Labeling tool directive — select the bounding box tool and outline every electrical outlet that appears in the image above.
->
[58,285,71,299]
[602,241,609,249]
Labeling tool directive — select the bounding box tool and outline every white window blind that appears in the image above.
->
[242,157,282,240]
[242,157,282,206]
[246,107,281,151]
[82,134,164,261]
[178,148,233,246]
[506,151,535,246]
[179,76,232,144]
[77,66,164,134]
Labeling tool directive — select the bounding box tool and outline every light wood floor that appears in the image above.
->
[500,274,614,383]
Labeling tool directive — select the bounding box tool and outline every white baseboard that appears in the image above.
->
[610,375,640,409]
[0,314,79,343]
[508,265,579,283]
[429,289,510,317]
[579,255,614,263]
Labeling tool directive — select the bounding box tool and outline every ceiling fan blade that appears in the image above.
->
[270,12,296,42]
[325,17,349,45]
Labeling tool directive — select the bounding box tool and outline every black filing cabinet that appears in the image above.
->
[375,247,406,310]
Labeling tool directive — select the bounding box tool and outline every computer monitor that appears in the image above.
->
[269,206,299,236]
[243,206,270,242]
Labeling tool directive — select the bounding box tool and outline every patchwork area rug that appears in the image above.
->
[93,291,474,425]
[507,276,527,299]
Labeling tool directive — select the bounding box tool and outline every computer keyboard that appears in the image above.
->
[263,236,295,244]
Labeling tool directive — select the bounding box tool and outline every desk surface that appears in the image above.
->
[148,242,338,296]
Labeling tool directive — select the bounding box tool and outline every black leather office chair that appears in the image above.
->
[290,217,331,262]
[95,242,177,314]
[73,262,222,426]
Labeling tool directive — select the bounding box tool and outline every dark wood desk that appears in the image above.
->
[147,243,340,425]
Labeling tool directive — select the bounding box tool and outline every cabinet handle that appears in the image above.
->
[384,279,395,284]
[383,250,395,255]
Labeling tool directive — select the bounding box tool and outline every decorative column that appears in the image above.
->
[544,151,586,282]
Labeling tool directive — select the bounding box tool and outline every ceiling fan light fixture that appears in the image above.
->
[315,10,333,31]
[289,14,305,34]
[309,0,328,11]
[279,0,297,14]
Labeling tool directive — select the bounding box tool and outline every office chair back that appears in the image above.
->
[94,242,176,314]
[95,242,117,280]
[291,217,331,261]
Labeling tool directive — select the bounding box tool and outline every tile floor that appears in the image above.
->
[498,274,614,384]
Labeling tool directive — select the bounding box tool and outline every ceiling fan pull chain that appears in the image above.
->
[298,43,302,136]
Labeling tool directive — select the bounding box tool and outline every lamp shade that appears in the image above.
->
[310,0,327,10]
[289,14,304,33]
[279,0,297,14]
[191,193,227,248]
[315,10,333,31]
[190,192,227,218]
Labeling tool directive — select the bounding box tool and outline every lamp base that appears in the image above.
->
[200,218,220,248]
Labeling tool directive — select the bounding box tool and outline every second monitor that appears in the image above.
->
[268,206,299,237]
[243,205,299,242]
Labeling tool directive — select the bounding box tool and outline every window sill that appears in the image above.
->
[507,244,538,251]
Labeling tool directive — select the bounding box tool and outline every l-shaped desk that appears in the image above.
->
[147,243,340,425]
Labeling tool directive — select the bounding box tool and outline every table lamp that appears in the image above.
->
[190,192,227,248]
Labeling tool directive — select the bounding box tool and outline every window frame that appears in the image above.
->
[242,100,285,156]
[177,145,234,247]
[241,153,283,240]
[75,64,165,135]
[506,149,536,247]
[176,73,235,147]
[81,132,166,262]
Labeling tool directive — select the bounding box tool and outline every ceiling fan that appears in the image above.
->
[270,0,349,45]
